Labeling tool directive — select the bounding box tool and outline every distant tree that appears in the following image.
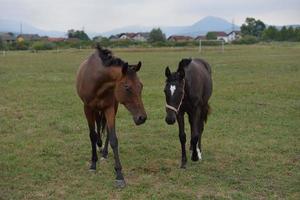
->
[0,38,3,50]
[278,26,288,41]
[262,26,278,41]
[92,35,106,42]
[206,32,217,40]
[67,29,90,41]
[241,17,266,38]
[148,28,166,43]
[286,26,296,41]
[295,28,300,41]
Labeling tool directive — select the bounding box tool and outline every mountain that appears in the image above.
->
[0,19,66,37]
[177,16,240,36]
[101,16,240,37]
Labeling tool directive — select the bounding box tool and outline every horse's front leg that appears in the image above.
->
[104,106,125,188]
[177,112,187,168]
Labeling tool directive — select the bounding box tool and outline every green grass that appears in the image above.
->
[0,44,299,199]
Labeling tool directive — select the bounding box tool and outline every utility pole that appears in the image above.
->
[20,22,23,35]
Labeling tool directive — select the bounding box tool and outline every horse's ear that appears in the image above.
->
[122,63,128,75]
[135,61,142,72]
[165,66,171,78]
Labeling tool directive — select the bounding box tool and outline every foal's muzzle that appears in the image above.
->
[165,111,176,125]
[134,114,147,125]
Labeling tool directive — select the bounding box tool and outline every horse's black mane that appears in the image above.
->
[96,44,125,67]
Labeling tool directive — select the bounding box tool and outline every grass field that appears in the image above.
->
[0,44,299,199]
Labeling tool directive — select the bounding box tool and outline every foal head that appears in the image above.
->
[164,66,185,125]
[115,62,147,125]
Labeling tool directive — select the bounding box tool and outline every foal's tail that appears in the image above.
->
[202,104,212,123]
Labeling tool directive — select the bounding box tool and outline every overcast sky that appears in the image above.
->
[1,0,300,32]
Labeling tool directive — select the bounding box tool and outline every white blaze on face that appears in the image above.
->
[170,85,176,96]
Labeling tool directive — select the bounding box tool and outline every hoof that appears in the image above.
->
[191,154,199,162]
[115,179,126,188]
[89,162,96,171]
[180,164,186,169]
[102,153,108,159]
[100,156,107,161]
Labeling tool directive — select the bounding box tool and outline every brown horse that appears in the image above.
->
[76,45,147,188]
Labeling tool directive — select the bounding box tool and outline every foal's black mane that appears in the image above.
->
[96,44,125,67]
[178,58,211,74]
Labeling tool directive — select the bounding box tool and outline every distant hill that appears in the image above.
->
[101,16,240,37]
[0,19,66,37]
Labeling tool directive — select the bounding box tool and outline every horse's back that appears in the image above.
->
[185,58,212,105]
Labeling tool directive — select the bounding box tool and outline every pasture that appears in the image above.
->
[0,44,299,199]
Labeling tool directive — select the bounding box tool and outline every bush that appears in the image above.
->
[14,41,31,50]
[32,41,56,51]
[232,35,258,44]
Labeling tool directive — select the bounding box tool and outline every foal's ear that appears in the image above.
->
[165,66,171,78]
[122,62,128,75]
[134,61,142,72]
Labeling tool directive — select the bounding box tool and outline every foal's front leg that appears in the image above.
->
[177,113,187,168]
[105,107,125,188]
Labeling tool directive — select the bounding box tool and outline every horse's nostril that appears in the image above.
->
[135,115,146,125]
[138,115,146,122]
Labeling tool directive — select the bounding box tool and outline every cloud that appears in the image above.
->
[0,0,299,32]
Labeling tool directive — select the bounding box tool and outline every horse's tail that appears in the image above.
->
[201,103,211,123]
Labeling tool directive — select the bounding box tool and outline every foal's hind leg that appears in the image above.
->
[188,109,201,161]
[197,120,204,160]
[84,105,98,170]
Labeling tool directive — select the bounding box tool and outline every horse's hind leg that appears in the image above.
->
[101,128,109,159]
[95,111,103,149]
[101,103,117,159]
[84,105,98,171]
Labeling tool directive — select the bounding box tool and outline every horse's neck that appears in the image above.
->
[96,67,122,98]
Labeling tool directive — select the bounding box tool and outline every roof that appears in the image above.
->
[134,32,150,38]
[195,35,207,40]
[210,32,227,37]
[167,35,194,41]
[17,34,40,40]
[47,37,66,42]
[118,32,137,38]
[0,32,16,41]
[227,31,241,35]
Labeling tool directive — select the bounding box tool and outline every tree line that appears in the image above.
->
[241,17,300,42]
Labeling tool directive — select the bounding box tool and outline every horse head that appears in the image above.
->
[115,61,147,125]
